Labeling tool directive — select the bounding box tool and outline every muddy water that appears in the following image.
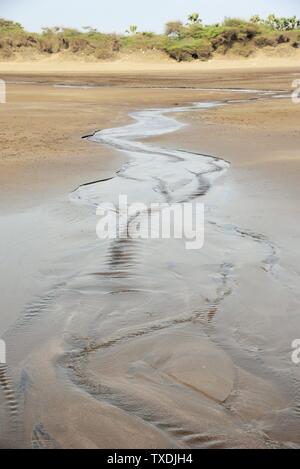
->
[1,96,300,449]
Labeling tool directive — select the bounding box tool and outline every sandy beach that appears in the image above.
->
[0,61,300,449]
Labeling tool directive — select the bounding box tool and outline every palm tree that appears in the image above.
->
[188,13,201,24]
[126,25,138,35]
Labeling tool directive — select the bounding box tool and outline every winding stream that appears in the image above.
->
[1,92,300,448]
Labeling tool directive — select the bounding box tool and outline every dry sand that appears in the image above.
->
[1,47,300,72]
[0,64,300,449]
[0,63,298,206]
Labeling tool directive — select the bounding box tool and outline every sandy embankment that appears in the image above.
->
[0,66,300,448]
[1,47,300,72]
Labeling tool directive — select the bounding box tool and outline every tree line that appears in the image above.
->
[1,13,300,62]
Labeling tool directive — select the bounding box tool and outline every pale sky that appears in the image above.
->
[1,0,300,33]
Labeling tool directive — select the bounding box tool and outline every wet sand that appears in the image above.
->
[0,68,300,448]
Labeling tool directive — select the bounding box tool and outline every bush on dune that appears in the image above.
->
[0,18,24,33]
[165,38,212,61]
[0,19,40,57]
[120,32,166,52]
[223,17,250,27]
[165,21,183,37]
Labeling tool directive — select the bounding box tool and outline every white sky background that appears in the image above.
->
[1,0,300,33]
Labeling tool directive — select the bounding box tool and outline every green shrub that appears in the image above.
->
[165,21,183,37]
[120,33,166,51]
[193,38,213,59]
[180,23,204,39]
[223,17,249,27]
[164,40,192,61]
[165,38,212,61]
[211,27,239,51]
[0,18,24,32]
